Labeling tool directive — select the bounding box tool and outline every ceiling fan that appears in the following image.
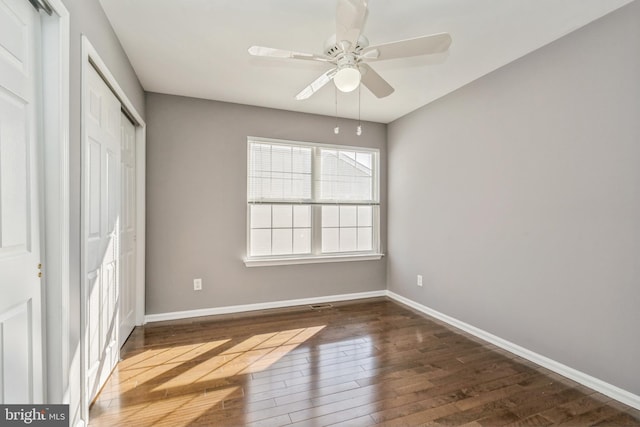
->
[248,0,452,100]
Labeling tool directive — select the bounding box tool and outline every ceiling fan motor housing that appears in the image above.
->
[324,34,369,58]
[336,54,358,69]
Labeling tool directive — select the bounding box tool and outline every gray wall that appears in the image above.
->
[387,1,640,395]
[145,94,387,315]
[59,0,144,422]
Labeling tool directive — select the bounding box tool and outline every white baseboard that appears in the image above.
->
[144,290,387,323]
[386,291,640,411]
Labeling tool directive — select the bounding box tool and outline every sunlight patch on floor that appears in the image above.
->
[93,386,241,427]
[90,325,327,426]
[151,326,325,392]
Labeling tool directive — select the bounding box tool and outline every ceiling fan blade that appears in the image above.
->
[248,46,330,62]
[359,64,394,98]
[336,0,368,49]
[296,68,338,100]
[362,33,452,61]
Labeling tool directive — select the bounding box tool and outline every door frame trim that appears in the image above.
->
[39,0,70,406]
[80,35,146,423]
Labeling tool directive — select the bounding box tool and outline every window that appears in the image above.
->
[246,137,381,266]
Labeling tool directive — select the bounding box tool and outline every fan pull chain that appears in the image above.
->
[334,86,340,134]
[356,85,362,136]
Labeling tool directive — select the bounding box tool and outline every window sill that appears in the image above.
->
[244,253,384,267]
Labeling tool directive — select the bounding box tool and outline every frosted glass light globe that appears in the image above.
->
[334,67,361,92]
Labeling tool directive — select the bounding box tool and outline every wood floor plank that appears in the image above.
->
[378,402,462,426]
[503,413,553,427]
[539,394,611,424]
[592,412,640,426]
[555,404,624,426]
[89,299,640,426]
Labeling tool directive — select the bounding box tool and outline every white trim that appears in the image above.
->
[248,135,381,154]
[386,291,640,411]
[144,290,387,323]
[82,40,145,127]
[244,253,384,267]
[246,138,381,261]
[135,125,146,325]
[80,35,147,424]
[40,0,70,406]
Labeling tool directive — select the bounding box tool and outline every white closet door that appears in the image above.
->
[0,0,44,404]
[119,114,136,347]
[83,64,121,402]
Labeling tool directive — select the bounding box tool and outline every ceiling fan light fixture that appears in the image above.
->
[248,0,452,101]
[334,66,361,92]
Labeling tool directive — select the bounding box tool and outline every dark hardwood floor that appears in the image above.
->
[89,298,640,426]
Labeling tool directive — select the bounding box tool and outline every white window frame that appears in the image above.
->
[245,136,384,267]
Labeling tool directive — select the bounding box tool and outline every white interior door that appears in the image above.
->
[119,114,136,347]
[83,63,121,402]
[0,0,43,404]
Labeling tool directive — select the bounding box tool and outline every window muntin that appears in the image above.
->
[249,204,311,257]
[247,137,379,260]
[321,205,373,253]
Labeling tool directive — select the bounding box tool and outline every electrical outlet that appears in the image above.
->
[193,278,202,291]
[417,275,423,287]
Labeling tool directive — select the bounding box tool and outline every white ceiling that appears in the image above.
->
[99,0,633,124]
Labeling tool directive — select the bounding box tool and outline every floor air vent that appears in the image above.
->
[309,303,333,310]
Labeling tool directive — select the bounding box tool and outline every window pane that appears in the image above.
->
[337,181,351,200]
[272,229,293,255]
[292,147,312,173]
[322,205,339,227]
[340,206,357,227]
[322,228,339,253]
[321,205,377,254]
[293,205,311,228]
[248,142,312,201]
[291,173,307,197]
[272,205,292,228]
[356,152,372,170]
[259,176,271,197]
[355,177,372,199]
[320,181,331,199]
[250,143,271,172]
[272,145,291,173]
[357,227,373,251]
[337,151,356,176]
[250,205,271,229]
[248,144,270,200]
[271,172,286,199]
[293,229,311,254]
[358,206,372,227]
[317,148,375,201]
[250,229,271,256]
[322,150,338,174]
[340,228,357,252]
